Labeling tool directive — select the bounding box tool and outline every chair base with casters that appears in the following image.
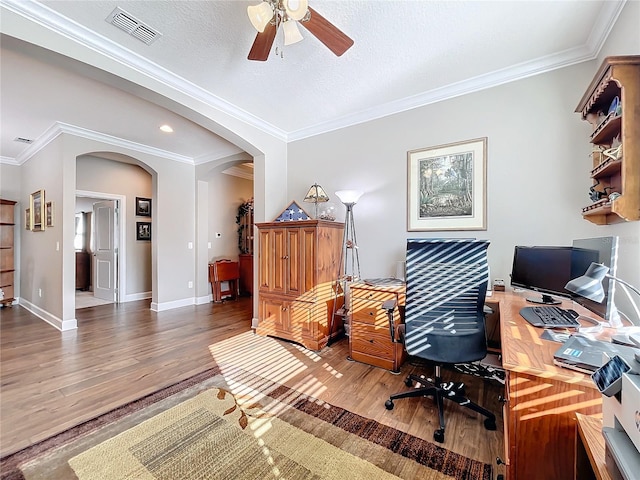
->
[384,364,497,443]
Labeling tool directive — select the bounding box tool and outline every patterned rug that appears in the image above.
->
[0,367,492,480]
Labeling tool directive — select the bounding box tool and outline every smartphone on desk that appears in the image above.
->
[591,355,631,397]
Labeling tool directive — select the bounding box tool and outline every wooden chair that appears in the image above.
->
[209,259,240,303]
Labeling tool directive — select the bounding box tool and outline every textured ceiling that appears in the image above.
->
[0,0,625,163]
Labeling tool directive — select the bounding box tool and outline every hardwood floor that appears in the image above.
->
[0,299,504,474]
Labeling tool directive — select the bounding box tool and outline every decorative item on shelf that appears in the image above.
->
[589,179,613,203]
[603,144,622,161]
[273,201,310,222]
[609,192,622,202]
[236,198,254,254]
[591,146,605,165]
[317,200,337,221]
[565,262,640,328]
[303,183,329,219]
[608,96,621,116]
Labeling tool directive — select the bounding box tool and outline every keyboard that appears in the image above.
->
[519,306,581,328]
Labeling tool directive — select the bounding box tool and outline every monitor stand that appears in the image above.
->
[526,294,561,305]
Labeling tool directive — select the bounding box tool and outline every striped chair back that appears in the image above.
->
[404,239,490,364]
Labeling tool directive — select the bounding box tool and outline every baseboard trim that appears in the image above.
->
[17,298,77,331]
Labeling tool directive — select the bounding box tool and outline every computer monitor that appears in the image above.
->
[570,236,619,322]
[510,246,574,304]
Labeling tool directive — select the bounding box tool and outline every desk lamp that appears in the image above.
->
[303,183,329,219]
[565,262,640,328]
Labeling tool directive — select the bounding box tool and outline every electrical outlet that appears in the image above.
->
[188,281,193,288]
[38,288,42,297]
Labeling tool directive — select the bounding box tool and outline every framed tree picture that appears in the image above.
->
[407,138,487,231]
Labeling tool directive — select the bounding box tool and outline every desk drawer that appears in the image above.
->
[352,299,388,325]
[350,321,404,371]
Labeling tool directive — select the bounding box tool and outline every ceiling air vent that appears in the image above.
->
[14,137,33,144]
[106,7,162,45]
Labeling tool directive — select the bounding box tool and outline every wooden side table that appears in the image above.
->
[209,260,240,303]
[575,413,613,480]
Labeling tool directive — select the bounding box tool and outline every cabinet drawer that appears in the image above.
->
[350,321,395,358]
[352,300,388,325]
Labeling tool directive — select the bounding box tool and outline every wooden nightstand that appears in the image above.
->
[349,282,406,372]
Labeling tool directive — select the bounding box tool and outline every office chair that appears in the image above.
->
[383,238,496,443]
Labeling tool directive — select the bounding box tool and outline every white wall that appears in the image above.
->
[286,4,640,324]
[207,174,253,263]
[76,154,152,296]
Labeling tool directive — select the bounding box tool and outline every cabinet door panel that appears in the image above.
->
[260,296,289,334]
[301,227,317,294]
[272,228,286,294]
[286,228,302,295]
[258,229,271,291]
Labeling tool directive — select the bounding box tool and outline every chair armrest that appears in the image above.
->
[382,299,397,311]
[382,299,401,343]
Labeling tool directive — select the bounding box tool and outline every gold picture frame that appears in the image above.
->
[30,189,45,232]
[407,138,487,231]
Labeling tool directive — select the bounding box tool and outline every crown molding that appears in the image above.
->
[0,156,20,166]
[1,0,288,142]
[1,0,626,144]
[221,166,253,180]
[14,122,195,165]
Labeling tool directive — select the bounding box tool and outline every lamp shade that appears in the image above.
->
[283,20,303,45]
[335,190,363,205]
[247,2,274,32]
[283,0,309,21]
[304,183,329,203]
[564,262,609,303]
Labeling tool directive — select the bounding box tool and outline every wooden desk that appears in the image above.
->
[575,413,613,480]
[497,291,610,480]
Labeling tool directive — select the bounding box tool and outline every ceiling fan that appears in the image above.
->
[246,0,354,61]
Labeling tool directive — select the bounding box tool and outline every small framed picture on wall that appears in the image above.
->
[136,222,151,241]
[136,197,151,217]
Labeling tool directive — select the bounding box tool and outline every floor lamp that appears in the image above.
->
[330,190,363,342]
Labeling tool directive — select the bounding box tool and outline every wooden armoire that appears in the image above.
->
[255,219,344,350]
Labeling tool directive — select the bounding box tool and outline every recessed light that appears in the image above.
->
[159,125,173,133]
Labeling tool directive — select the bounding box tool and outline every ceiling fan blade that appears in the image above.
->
[301,7,354,56]
[248,21,277,61]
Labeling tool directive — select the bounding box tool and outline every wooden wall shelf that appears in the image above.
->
[576,56,640,224]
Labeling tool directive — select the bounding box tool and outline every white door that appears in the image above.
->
[93,200,117,302]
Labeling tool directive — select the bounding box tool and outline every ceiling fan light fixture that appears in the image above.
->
[247,2,274,33]
[283,0,309,21]
[283,19,303,45]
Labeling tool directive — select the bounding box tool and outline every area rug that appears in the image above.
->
[0,366,492,480]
